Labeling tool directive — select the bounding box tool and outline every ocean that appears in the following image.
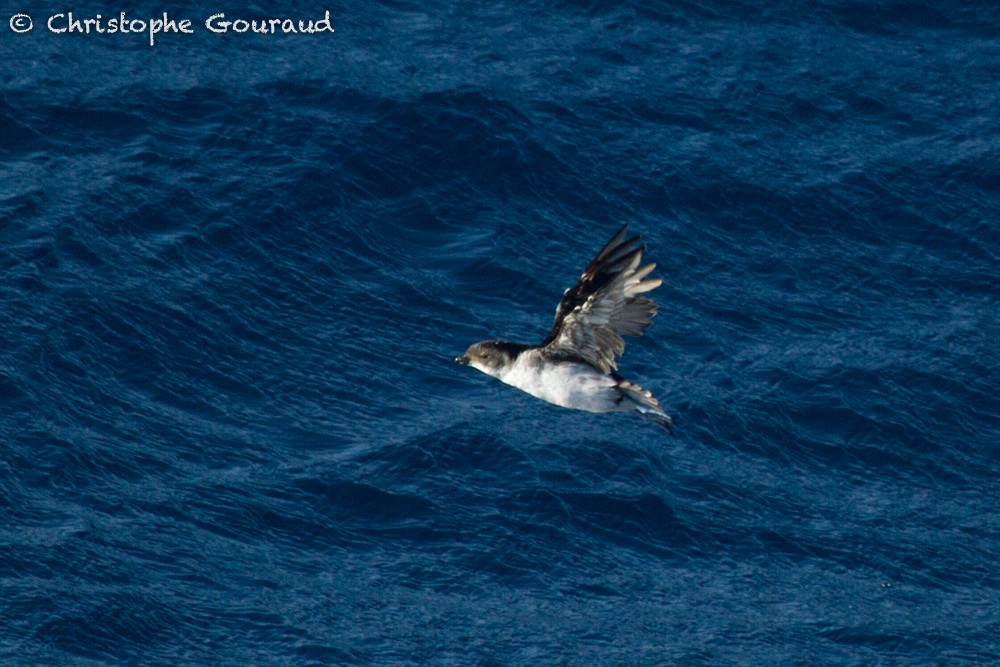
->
[1,1,998,664]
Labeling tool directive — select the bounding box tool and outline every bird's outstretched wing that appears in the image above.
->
[540,225,661,373]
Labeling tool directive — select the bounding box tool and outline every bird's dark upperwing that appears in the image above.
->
[540,225,662,373]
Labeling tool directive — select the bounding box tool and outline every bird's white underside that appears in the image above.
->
[489,350,625,413]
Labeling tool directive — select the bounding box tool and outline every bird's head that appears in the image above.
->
[455,339,520,378]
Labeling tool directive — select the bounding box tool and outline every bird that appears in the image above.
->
[455,225,674,431]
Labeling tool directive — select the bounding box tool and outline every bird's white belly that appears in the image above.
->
[499,357,619,413]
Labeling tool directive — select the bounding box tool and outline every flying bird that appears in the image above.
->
[456,225,674,431]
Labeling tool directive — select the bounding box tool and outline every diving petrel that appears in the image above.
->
[456,225,674,431]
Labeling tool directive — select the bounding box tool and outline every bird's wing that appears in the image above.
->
[540,225,661,373]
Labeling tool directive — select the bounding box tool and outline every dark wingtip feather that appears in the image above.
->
[595,225,632,262]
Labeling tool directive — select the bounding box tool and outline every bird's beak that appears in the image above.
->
[455,355,470,365]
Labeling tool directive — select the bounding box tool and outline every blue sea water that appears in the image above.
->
[2,0,999,664]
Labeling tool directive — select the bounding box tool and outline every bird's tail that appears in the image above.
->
[616,378,674,434]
